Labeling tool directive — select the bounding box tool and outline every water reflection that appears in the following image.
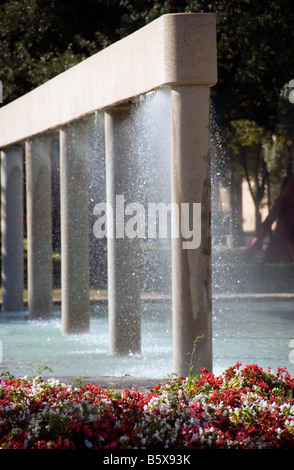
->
[1,298,294,378]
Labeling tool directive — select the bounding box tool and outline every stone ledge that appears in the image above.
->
[43,376,165,394]
[0,13,217,148]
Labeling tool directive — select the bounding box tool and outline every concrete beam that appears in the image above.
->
[0,14,217,148]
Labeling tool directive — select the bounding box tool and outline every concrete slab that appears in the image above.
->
[0,13,217,147]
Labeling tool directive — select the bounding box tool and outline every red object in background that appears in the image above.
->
[244,174,294,262]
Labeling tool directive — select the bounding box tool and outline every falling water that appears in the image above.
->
[0,88,174,379]
[210,102,294,376]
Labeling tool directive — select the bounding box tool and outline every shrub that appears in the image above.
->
[1,363,294,449]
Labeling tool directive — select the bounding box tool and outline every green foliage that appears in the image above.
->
[186,0,294,218]
[186,0,294,129]
[0,0,130,102]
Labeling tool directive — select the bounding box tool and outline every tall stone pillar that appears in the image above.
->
[1,146,24,312]
[171,85,212,377]
[59,122,90,334]
[25,136,53,319]
[104,106,141,356]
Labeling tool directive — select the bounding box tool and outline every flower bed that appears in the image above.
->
[1,363,294,449]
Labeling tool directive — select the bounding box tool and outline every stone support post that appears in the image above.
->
[171,85,212,377]
[105,106,141,356]
[25,136,53,319]
[59,123,90,334]
[1,146,24,312]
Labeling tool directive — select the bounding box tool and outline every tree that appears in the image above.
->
[186,0,294,239]
[0,0,131,103]
[226,119,270,232]
[186,0,294,130]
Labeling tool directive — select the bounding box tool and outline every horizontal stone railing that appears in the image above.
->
[0,14,216,147]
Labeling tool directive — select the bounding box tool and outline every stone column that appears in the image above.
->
[171,85,212,377]
[25,136,53,319]
[1,146,24,312]
[59,122,90,334]
[105,106,141,356]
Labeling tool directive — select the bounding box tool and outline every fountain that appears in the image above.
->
[0,14,217,379]
[1,13,293,382]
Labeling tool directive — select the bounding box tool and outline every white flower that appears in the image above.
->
[84,439,93,448]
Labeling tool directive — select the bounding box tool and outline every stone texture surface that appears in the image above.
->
[45,376,165,394]
[0,13,217,147]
